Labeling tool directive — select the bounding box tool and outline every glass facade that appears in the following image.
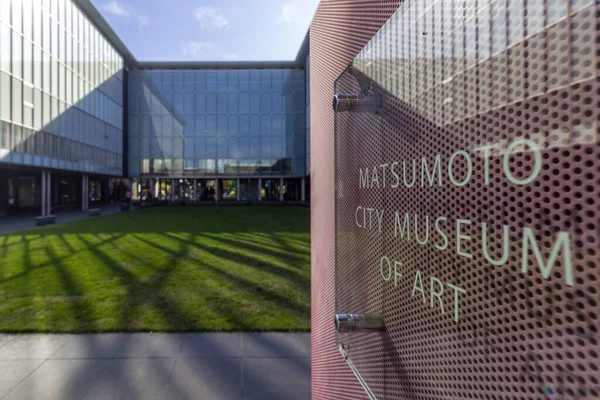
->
[127,69,306,179]
[0,0,124,175]
[0,0,309,212]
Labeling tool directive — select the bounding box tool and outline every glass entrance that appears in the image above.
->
[174,179,194,201]
[17,177,37,208]
[261,179,280,201]
[239,179,249,201]
[157,179,172,201]
[196,179,215,201]
[248,179,259,202]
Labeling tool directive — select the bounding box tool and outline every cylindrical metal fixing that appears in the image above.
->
[333,93,382,113]
[335,314,384,333]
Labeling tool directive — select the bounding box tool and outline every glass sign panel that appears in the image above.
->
[334,1,599,398]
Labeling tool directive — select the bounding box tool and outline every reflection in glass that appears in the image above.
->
[174,178,194,201]
[156,178,172,201]
[261,178,281,201]
[128,69,306,179]
[284,178,302,201]
[196,179,216,201]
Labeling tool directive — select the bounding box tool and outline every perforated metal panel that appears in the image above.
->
[334,1,599,399]
[311,1,402,400]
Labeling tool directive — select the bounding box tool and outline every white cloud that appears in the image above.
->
[278,1,303,24]
[194,7,229,29]
[100,1,150,30]
[182,42,216,58]
[101,1,130,17]
[137,15,150,30]
[181,41,238,61]
[280,4,293,24]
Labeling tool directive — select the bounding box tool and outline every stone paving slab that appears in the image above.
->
[0,360,44,398]
[180,333,242,358]
[166,358,242,399]
[3,359,111,400]
[114,333,185,359]
[50,333,130,359]
[81,359,177,400]
[0,334,74,360]
[243,332,311,358]
[0,333,311,400]
[243,357,311,400]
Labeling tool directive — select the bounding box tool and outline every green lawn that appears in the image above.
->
[0,206,310,332]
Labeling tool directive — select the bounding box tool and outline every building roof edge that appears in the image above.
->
[73,0,139,68]
[133,61,303,70]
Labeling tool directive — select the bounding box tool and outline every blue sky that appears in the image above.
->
[92,0,320,61]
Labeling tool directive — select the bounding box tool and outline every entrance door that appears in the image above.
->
[17,177,37,211]
[157,179,171,201]
[239,179,249,201]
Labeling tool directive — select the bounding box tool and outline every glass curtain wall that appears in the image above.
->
[128,69,306,180]
[196,179,215,201]
[261,178,280,201]
[0,0,124,175]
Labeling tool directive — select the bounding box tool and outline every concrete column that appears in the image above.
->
[193,178,197,202]
[41,170,46,216]
[171,179,176,202]
[215,179,220,201]
[301,177,306,202]
[258,177,262,202]
[237,178,241,202]
[82,175,88,211]
[85,176,89,210]
[46,170,51,215]
[81,175,86,211]
[279,178,284,202]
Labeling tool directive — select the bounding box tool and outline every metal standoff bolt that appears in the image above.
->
[334,314,384,333]
[332,93,382,113]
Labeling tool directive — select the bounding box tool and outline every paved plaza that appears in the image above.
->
[0,333,310,400]
[0,205,123,236]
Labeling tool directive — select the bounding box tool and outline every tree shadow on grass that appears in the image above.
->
[131,233,310,327]
[0,234,125,286]
[0,206,310,333]
[45,239,96,332]
[252,231,310,250]
[198,232,310,271]
[76,234,196,332]
[157,232,310,291]
[192,258,310,322]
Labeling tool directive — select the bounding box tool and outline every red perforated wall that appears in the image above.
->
[312,0,600,399]
[310,1,401,399]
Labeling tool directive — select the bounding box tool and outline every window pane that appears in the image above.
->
[0,22,10,73]
[13,0,22,34]
[12,33,22,78]
[0,120,9,150]
[23,40,33,83]
[12,77,22,124]
[217,93,227,113]
[0,71,10,120]
[23,0,33,40]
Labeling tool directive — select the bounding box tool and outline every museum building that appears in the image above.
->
[0,0,310,216]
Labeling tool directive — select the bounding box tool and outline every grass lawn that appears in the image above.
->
[0,206,310,332]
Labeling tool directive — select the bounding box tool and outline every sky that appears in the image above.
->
[91,0,320,62]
